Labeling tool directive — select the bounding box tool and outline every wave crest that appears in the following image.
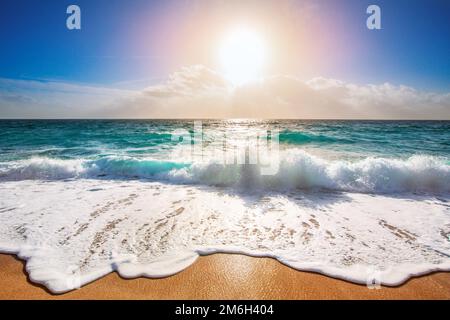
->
[0,152,448,194]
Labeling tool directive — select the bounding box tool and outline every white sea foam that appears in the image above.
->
[0,179,449,293]
[0,151,448,194]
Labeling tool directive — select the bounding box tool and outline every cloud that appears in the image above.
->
[143,65,228,98]
[0,78,135,118]
[114,66,450,119]
[305,77,450,119]
[1,66,449,119]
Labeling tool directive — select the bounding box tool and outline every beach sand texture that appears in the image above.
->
[1,253,449,300]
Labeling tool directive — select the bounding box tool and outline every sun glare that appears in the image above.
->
[219,27,267,86]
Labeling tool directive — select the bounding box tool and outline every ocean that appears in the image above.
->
[0,119,449,292]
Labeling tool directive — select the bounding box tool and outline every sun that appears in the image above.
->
[219,27,267,86]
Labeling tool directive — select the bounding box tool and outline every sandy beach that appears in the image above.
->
[1,253,449,300]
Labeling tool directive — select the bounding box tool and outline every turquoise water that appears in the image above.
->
[1,120,449,159]
[0,120,449,193]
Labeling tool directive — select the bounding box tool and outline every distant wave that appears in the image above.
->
[0,151,448,194]
[279,130,352,144]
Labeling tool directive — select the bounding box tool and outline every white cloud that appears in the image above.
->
[0,78,135,118]
[1,66,449,119]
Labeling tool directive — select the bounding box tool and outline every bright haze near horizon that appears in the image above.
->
[0,0,449,119]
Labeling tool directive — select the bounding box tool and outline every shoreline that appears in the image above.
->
[1,253,449,299]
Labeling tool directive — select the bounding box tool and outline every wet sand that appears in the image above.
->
[0,253,449,299]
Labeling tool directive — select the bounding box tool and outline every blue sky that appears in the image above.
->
[0,0,449,119]
[0,0,449,89]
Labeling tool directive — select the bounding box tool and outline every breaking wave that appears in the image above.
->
[0,151,448,194]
